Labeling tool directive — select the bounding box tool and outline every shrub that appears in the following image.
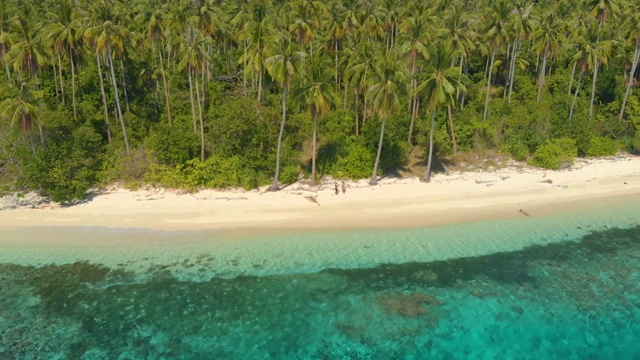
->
[330,138,375,179]
[584,136,618,157]
[20,125,104,203]
[529,138,577,169]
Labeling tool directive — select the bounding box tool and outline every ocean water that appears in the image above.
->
[1,202,640,359]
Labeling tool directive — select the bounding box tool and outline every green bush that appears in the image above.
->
[584,136,618,157]
[20,125,104,203]
[329,138,375,179]
[146,155,271,191]
[505,142,529,161]
[529,138,577,169]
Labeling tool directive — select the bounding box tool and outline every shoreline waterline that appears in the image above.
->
[1,196,639,281]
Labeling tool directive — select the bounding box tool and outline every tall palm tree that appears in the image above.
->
[85,18,131,155]
[482,0,512,121]
[178,26,209,161]
[237,0,272,102]
[418,41,465,182]
[134,0,172,126]
[506,0,533,102]
[0,81,43,153]
[531,8,562,104]
[368,47,406,186]
[568,22,612,123]
[618,1,640,122]
[442,3,477,107]
[293,56,335,185]
[3,14,47,80]
[44,0,85,119]
[0,0,13,80]
[399,6,435,144]
[266,34,299,191]
[344,39,376,135]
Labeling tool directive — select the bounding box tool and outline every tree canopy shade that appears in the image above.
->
[0,0,638,202]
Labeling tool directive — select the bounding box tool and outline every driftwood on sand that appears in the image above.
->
[304,195,320,206]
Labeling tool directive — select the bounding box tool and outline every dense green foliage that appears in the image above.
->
[0,0,639,201]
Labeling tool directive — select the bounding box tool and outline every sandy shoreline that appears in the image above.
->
[1,155,639,237]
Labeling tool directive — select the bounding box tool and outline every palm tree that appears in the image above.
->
[531,8,562,104]
[344,39,376,135]
[0,81,43,153]
[568,22,613,123]
[85,17,131,155]
[134,0,172,126]
[266,35,299,191]
[3,14,47,80]
[442,3,477,107]
[0,0,13,80]
[237,0,272,102]
[398,6,434,144]
[178,27,209,161]
[44,0,85,119]
[618,1,640,122]
[368,47,406,185]
[293,56,335,185]
[418,41,465,182]
[482,0,512,121]
[506,0,533,102]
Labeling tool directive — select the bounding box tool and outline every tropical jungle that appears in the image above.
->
[0,0,639,202]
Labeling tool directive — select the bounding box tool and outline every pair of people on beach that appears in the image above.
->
[334,181,346,195]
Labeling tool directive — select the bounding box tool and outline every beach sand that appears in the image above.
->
[1,155,639,237]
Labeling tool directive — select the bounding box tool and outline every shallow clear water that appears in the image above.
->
[1,203,640,359]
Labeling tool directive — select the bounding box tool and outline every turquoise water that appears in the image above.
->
[1,203,640,359]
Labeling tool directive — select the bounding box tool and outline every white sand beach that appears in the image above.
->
[1,155,639,236]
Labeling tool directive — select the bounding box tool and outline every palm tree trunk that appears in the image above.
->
[243,40,247,96]
[343,81,348,112]
[69,48,77,119]
[589,60,599,119]
[369,117,386,185]
[457,53,464,102]
[619,41,640,122]
[96,53,112,145]
[271,85,288,191]
[53,63,59,97]
[423,110,437,182]
[354,88,359,135]
[335,39,339,85]
[108,42,130,155]
[201,61,206,110]
[258,61,263,102]
[187,67,198,134]
[38,124,45,149]
[4,59,10,80]
[569,71,583,123]
[120,60,130,112]
[483,49,496,121]
[58,53,65,106]
[448,105,457,154]
[408,96,419,144]
[503,42,511,98]
[568,62,577,96]
[158,45,172,126]
[537,49,548,104]
[195,70,205,162]
[362,96,367,127]
[311,111,318,185]
[461,62,468,109]
[29,132,36,154]
[508,41,519,103]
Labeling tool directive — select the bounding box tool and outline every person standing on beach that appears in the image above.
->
[334,182,339,195]
[341,181,346,194]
